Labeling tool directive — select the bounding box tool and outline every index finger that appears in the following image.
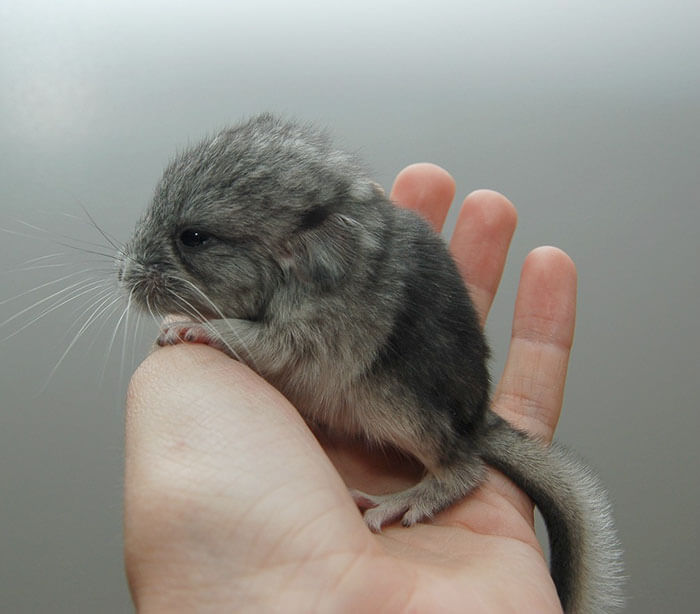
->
[389,163,456,231]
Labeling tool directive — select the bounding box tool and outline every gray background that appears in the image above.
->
[1,1,698,611]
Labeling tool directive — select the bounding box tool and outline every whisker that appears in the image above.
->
[60,212,87,222]
[55,245,119,261]
[63,287,115,338]
[0,276,103,326]
[21,252,67,265]
[166,288,256,371]
[120,301,148,392]
[119,290,134,383]
[105,288,135,374]
[166,295,199,322]
[1,258,117,276]
[42,291,123,390]
[130,310,145,370]
[2,262,73,274]
[15,219,117,253]
[176,277,228,320]
[0,225,119,261]
[87,294,124,356]
[78,205,121,251]
[0,268,94,304]
[166,292,206,323]
[168,293,238,359]
[144,293,161,328]
[60,210,123,249]
[97,295,133,386]
[1,280,108,343]
[173,277,260,372]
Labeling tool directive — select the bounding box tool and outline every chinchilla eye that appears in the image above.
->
[179,229,212,247]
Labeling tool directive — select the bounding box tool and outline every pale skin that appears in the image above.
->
[124,163,577,613]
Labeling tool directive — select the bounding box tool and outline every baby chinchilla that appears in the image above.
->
[119,113,623,613]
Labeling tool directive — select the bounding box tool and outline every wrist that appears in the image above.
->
[129,548,405,613]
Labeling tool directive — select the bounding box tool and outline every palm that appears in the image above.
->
[124,164,576,613]
[316,410,559,613]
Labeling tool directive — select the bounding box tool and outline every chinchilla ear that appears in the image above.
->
[282,213,363,290]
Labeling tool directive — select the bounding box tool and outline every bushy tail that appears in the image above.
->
[479,413,625,614]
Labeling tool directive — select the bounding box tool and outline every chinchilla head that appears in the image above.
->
[118,113,385,322]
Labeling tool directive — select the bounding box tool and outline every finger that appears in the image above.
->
[389,163,456,231]
[449,190,518,325]
[493,247,577,442]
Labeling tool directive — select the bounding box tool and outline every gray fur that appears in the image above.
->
[119,113,624,613]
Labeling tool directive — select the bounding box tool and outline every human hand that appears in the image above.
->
[124,163,576,613]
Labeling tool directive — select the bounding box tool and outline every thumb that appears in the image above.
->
[124,344,367,606]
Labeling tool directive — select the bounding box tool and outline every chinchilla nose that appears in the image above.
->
[118,254,171,285]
